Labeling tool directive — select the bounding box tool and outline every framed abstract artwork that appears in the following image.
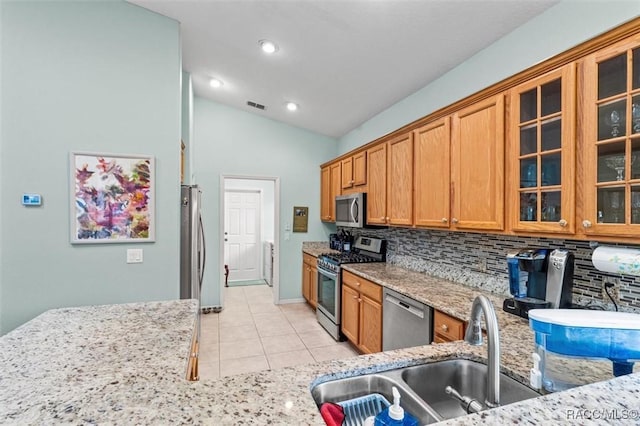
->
[70,152,155,244]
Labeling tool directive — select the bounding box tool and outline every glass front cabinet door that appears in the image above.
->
[510,64,576,233]
[583,34,640,237]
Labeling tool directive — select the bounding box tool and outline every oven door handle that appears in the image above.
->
[317,267,338,280]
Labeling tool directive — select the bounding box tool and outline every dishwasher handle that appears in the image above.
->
[385,293,425,320]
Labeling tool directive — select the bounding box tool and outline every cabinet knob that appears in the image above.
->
[350,180,354,184]
[558,219,568,227]
[380,216,385,221]
[353,296,358,300]
[441,218,448,223]
[451,218,459,224]
[385,217,390,222]
[583,220,592,228]
[441,324,449,332]
[355,282,361,286]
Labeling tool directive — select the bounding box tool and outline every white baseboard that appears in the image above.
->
[277,297,306,305]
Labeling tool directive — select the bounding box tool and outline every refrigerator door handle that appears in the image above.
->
[198,213,206,288]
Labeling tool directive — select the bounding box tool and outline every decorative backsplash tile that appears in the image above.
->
[341,226,640,313]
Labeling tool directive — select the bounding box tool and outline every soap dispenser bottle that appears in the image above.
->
[374,387,419,426]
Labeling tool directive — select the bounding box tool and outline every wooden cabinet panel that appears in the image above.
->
[341,284,360,344]
[387,132,414,226]
[343,270,381,302]
[330,162,342,220]
[451,94,505,231]
[341,157,354,189]
[433,310,465,342]
[320,162,342,222]
[509,64,576,234]
[367,143,387,225]
[302,253,317,308]
[320,166,331,221]
[353,151,367,186]
[414,118,451,228]
[582,33,640,237]
[359,296,382,354]
[341,270,382,354]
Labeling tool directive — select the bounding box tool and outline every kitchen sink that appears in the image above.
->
[311,373,441,424]
[311,359,540,423]
[400,359,541,420]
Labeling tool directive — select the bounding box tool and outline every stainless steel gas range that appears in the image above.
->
[316,236,386,340]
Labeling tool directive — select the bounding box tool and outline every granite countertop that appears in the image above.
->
[3,258,640,424]
[302,241,338,257]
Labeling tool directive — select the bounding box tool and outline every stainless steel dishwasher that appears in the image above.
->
[383,288,433,351]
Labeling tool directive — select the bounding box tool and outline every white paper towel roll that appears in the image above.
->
[592,245,640,276]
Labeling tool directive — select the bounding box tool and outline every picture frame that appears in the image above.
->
[293,206,308,232]
[70,151,155,244]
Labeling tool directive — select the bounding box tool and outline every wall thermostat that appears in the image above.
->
[22,194,42,206]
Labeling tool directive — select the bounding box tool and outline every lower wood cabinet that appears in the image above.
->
[341,270,382,353]
[433,309,466,343]
[302,253,317,308]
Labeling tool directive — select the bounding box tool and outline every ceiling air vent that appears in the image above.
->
[247,101,266,110]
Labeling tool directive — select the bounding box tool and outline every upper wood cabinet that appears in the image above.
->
[509,64,576,234]
[387,133,414,226]
[320,166,331,221]
[451,94,505,231]
[582,33,640,237]
[414,117,451,228]
[320,162,342,222]
[341,151,367,190]
[367,143,387,225]
[366,134,413,226]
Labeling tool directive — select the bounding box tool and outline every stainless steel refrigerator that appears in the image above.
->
[180,185,206,304]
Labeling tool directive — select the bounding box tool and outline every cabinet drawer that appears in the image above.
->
[342,270,382,303]
[434,310,465,342]
[303,253,317,266]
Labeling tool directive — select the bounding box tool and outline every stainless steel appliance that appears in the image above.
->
[383,288,433,351]
[335,193,366,228]
[316,236,386,340]
[180,185,206,303]
[503,248,574,319]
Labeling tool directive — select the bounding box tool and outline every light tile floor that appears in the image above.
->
[199,284,359,379]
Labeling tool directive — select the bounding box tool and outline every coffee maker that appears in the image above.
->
[503,248,574,319]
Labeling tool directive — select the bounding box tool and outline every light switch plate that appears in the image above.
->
[22,194,42,206]
[127,249,143,264]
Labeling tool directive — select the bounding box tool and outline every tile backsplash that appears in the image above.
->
[342,226,640,313]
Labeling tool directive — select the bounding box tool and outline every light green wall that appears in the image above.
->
[0,1,181,334]
[193,98,337,306]
[339,0,640,153]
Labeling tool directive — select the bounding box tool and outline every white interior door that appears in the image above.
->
[224,190,261,281]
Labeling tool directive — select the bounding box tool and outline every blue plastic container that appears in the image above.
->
[529,309,640,391]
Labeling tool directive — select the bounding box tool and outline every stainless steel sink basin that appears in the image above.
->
[311,373,441,425]
[311,359,540,423]
[400,359,540,420]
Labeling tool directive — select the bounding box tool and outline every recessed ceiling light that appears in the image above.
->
[259,39,278,54]
[209,78,223,88]
[286,102,298,112]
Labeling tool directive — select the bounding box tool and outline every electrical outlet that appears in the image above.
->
[602,278,620,305]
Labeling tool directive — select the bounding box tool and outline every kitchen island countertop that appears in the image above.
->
[2,262,640,424]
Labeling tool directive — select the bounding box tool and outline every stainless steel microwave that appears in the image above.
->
[335,193,365,228]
